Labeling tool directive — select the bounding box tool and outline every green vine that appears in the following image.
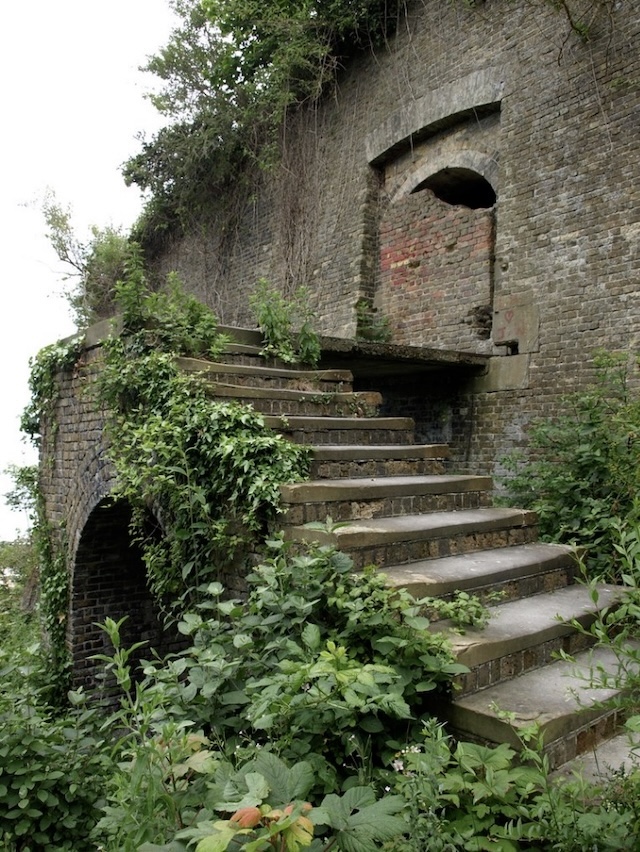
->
[21,336,83,445]
[94,266,311,611]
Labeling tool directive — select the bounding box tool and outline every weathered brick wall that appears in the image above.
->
[378,192,494,351]
[39,348,179,689]
[147,1,640,475]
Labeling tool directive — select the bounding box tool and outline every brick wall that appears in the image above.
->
[149,0,639,474]
[378,191,494,351]
[39,348,180,689]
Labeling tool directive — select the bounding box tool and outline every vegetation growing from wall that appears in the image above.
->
[249,278,321,366]
[501,351,640,578]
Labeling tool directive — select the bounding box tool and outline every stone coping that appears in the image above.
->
[71,319,489,379]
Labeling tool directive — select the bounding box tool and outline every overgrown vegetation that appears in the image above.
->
[501,351,640,579]
[95,264,312,613]
[43,191,135,327]
[124,0,405,242]
[6,267,640,846]
[249,278,321,367]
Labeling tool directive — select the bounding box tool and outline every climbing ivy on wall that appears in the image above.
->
[96,260,311,610]
[22,252,311,683]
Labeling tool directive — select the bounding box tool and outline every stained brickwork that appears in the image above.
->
[378,192,494,351]
[149,0,640,475]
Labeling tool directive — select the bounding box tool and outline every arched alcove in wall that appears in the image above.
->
[68,498,180,691]
[377,153,497,352]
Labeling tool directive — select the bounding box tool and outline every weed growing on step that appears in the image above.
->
[249,278,321,367]
[422,589,503,632]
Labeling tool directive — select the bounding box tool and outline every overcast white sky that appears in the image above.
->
[0,1,179,539]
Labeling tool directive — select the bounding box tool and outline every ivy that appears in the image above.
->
[21,336,83,445]
[94,270,311,610]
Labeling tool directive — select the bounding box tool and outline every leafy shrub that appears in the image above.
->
[249,278,321,367]
[501,351,640,577]
[125,536,463,777]
[0,688,109,851]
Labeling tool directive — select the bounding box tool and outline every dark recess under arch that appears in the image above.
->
[414,167,497,209]
[69,499,181,691]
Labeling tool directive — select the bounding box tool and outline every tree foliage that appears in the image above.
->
[43,191,135,327]
[125,0,404,242]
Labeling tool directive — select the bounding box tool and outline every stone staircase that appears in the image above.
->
[180,327,627,772]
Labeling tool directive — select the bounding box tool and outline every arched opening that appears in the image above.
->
[413,167,496,209]
[69,499,182,692]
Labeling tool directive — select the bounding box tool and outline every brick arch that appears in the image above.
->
[68,498,165,690]
[391,150,499,203]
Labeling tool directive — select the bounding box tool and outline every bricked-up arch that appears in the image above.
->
[69,497,177,690]
[376,159,496,352]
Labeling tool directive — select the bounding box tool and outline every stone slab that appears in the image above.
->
[444,585,622,668]
[311,444,450,460]
[280,474,492,504]
[289,507,537,548]
[447,645,630,750]
[384,542,576,596]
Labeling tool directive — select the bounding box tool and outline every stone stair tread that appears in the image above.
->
[443,584,623,668]
[222,341,263,355]
[384,542,576,596]
[281,474,492,503]
[264,415,414,430]
[447,645,630,751]
[201,380,382,406]
[311,444,450,459]
[288,507,537,547]
[217,325,264,346]
[177,355,353,384]
[551,730,638,784]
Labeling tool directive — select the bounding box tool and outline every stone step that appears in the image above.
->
[286,507,539,569]
[280,474,493,525]
[444,644,630,771]
[201,381,382,418]
[309,444,450,478]
[384,542,577,602]
[551,729,637,785]
[264,415,416,445]
[444,583,622,696]
[218,325,264,347]
[177,355,354,393]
